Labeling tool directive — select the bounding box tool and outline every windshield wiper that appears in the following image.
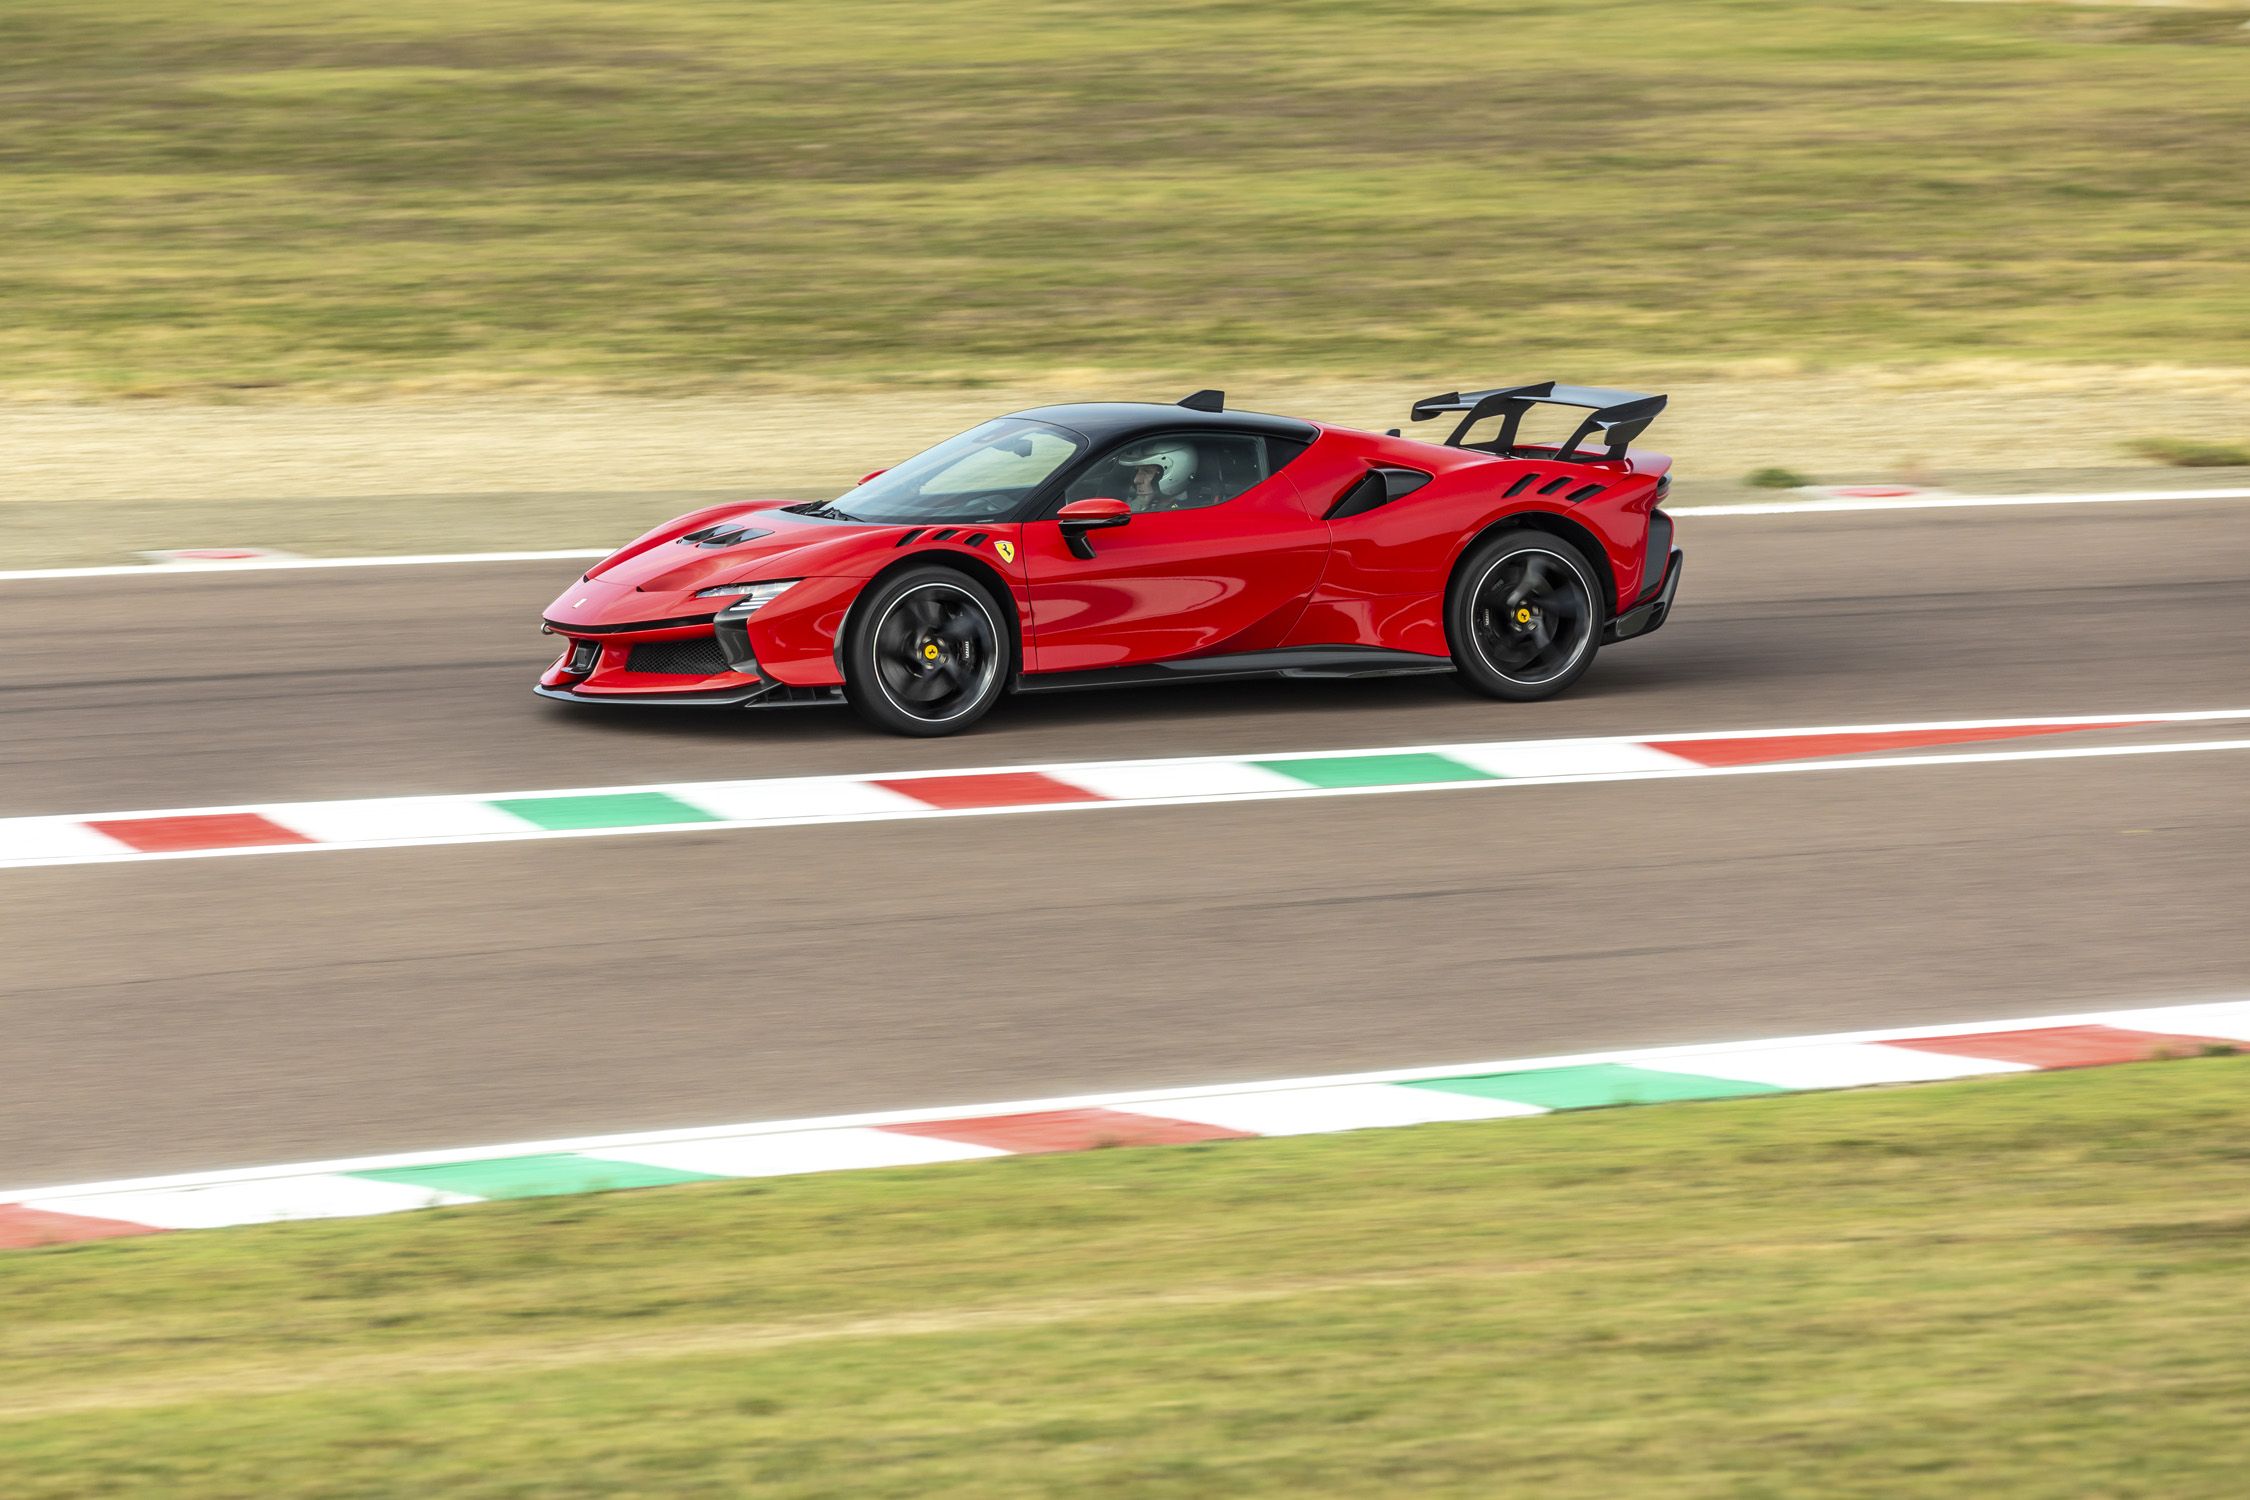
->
[791,500,862,521]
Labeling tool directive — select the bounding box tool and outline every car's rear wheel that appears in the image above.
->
[843,567,1011,736]
[1447,530,1604,701]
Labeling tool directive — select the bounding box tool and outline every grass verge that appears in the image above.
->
[4,0,2249,397]
[2129,436,2250,468]
[8,372,2250,569]
[6,1058,2250,1496]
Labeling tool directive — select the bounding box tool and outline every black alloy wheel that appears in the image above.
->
[1448,530,1604,701]
[844,568,1011,735]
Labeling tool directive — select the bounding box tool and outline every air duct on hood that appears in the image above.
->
[677,523,774,549]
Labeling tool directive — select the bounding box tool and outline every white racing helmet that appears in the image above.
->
[1117,440,1198,498]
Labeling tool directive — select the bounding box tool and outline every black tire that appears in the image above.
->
[1446,530,1605,701]
[843,567,1012,736]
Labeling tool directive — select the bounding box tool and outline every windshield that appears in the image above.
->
[823,418,1084,524]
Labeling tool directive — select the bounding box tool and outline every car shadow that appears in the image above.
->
[532,662,1691,748]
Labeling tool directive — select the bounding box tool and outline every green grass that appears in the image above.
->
[7,1058,2250,1497]
[1746,464,1814,488]
[2128,436,2250,467]
[3,0,2249,397]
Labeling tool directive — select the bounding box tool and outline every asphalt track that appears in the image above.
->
[2,498,2246,1187]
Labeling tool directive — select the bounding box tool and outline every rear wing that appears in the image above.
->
[1410,382,1666,461]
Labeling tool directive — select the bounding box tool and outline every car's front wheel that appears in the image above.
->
[1447,530,1605,701]
[843,567,1012,736]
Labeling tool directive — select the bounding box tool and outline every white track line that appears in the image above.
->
[20,708,2250,825]
[2,486,2244,582]
[0,547,607,582]
[1670,486,2250,517]
[12,996,2245,1203]
[6,731,2247,872]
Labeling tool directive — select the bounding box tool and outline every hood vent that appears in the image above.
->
[677,523,774,549]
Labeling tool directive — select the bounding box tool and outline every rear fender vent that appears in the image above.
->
[1504,473,1540,498]
[894,528,926,548]
[625,635,732,676]
[1566,483,1606,502]
[1538,477,1573,496]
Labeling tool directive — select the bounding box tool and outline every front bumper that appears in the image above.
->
[535,614,850,708]
[534,679,844,709]
[1604,547,1682,644]
[537,574,860,702]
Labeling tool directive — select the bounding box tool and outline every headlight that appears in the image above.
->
[693,579,800,611]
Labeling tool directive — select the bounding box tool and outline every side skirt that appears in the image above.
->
[1016,646,1454,695]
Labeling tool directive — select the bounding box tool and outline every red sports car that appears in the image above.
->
[536,383,1681,735]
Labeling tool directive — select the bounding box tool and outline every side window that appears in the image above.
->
[1065,434,1276,514]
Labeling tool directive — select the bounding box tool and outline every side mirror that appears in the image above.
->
[858,468,888,485]
[1056,497,1131,559]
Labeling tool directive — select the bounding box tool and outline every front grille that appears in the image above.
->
[626,635,732,676]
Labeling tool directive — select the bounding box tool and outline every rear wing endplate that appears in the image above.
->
[1410,382,1666,460]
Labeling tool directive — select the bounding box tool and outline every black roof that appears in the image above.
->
[1009,402,1319,445]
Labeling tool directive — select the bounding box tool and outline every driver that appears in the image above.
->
[1116,440,1200,512]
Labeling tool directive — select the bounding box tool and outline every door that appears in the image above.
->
[1019,431,1329,673]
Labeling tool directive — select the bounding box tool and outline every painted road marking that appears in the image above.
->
[1407,1065,1779,1110]
[1647,1041,2032,1090]
[1145,1084,1547,1136]
[3,711,2247,871]
[595,1129,1008,1179]
[883,1109,1255,1152]
[8,997,2246,1248]
[1644,721,2132,767]
[1668,486,2250,517]
[137,547,302,566]
[19,1175,480,1229]
[3,487,2246,583]
[1899,1025,2247,1070]
[0,547,610,582]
